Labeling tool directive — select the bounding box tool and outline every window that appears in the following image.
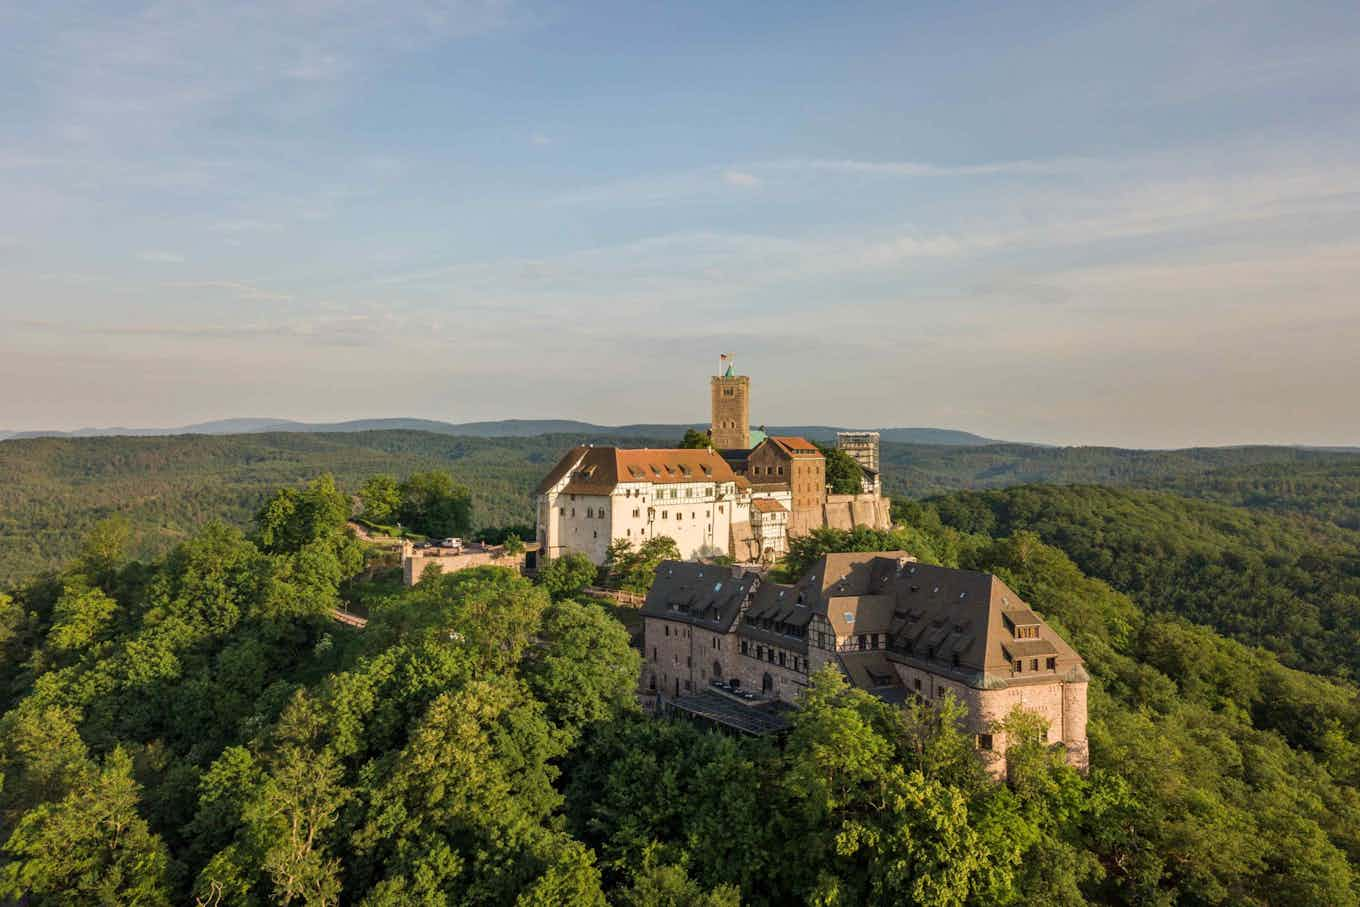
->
[665,626,669,637]
[977,734,993,751]
[778,651,786,667]
[626,529,631,536]
[741,640,749,655]
[652,647,656,661]
[1031,658,1039,672]
[914,677,922,691]
[857,634,867,651]
[633,508,640,517]
[661,511,668,519]
[1014,660,1022,673]
[1046,657,1057,671]
[687,656,692,668]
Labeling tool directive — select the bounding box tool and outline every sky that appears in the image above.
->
[1,0,1358,447]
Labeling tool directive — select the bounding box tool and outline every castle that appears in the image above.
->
[531,355,1090,777]
[640,553,1090,777]
[534,356,891,565]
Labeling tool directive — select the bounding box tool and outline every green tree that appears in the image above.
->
[503,533,526,556]
[539,553,597,601]
[255,474,351,554]
[523,599,641,743]
[247,746,348,906]
[816,444,864,495]
[358,474,402,525]
[45,585,119,657]
[0,747,173,906]
[679,429,712,450]
[78,516,133,588]
[397,471,473,538]
[603,537,681,594]
[617,848,740,907]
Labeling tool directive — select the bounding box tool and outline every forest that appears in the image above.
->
[3,429,1360,582]
[2,472,1359,904]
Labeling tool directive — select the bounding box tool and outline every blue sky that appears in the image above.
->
[2,0,1358,446]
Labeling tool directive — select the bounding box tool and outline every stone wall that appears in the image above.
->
[889,663,1090,777]
[788,493,892,537]
[402,548,525,585]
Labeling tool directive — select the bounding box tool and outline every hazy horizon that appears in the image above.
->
[3,1,1358,448]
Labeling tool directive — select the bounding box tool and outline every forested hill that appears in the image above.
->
[3,430,1360,583]
[913,485,1360,681]
[882,443,1360,527]
[2,478,1359,903]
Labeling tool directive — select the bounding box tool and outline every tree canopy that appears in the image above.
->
[679,429,712,450]
[816,443,865,495]
[1,472,1359,904]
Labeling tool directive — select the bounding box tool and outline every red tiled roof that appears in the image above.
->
[768,436,823,458]
[543,446,743,495]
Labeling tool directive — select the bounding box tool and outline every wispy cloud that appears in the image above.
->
[777,157,1078,177]
[137,250,185,263]
[161,280,293,303]
[722,169,761,188]
[210,219,282,234]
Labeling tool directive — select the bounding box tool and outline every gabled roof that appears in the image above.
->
[766,436,823,459]
[640,560,758,633]
[535,445,590,494]
[751,498,788,514]
[756,552,1084,689]
[539,446,743,495]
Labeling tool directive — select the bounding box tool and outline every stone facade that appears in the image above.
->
[640,554,1090,778]
[747,436,826,513]
[710,373,750,450]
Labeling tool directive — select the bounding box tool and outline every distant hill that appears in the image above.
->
[3,428,1360,583]
[0,418,1002,446]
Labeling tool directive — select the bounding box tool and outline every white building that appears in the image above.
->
[536,446,776,564]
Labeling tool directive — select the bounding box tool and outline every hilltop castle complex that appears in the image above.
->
[531,355,1090,777]
[534,357,891,565]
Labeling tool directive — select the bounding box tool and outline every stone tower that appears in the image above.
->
[710,355,750,450]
